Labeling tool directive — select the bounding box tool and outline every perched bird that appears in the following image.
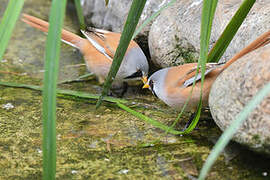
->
[143,30,270,111]
[22,14,149,90]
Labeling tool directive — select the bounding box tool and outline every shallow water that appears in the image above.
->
[0,0,270,179]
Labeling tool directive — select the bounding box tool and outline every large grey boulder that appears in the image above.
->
[209,44,270,155]
[81,0,169,36]
[148,0,270,67]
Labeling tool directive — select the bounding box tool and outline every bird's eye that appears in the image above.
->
[149,80,154,90]
[149,80,158,98]
[124,70,143,79]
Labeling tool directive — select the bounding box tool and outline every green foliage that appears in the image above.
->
[207,0,256,63]
[42,0,67,179]
[117,103,186,135]
[105,0,109,6]
[96,0,147,108]
[74,0,86,30]
[0,81,127,104]
[176,0,218,133]
[0,0,24,61]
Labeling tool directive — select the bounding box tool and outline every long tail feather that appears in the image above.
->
[222,30,270,70]
[22,14,84,49]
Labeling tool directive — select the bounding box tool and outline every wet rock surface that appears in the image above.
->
[148,0,270,67]
[209,44,270,155]
[0,0,270,179]
[81,0,169,37]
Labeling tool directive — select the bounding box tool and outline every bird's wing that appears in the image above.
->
[183,62,224,87]
[81,28,116,61]
[82,27,139,62]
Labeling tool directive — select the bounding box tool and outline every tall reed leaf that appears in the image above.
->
[176,0,255,131]
[96,0,147,108]
[42,0,67,179]
[207,0,255,63]
[74,0,86,30]
[0,81,127,104]
[117,102,187,135]
[0,0,24,61]
[199,82,270,180]
[182,0,218,132]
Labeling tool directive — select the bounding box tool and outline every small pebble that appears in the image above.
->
[167,138,177,143]
[71,170,78,174]
[89,141,98,148]
[118,169,129,174]
[57,134,61,140]
[262,172,268,176]
[2,103,14,110]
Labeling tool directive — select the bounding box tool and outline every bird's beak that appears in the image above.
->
[141,75,148,84]
[142,83,150,89]
[141,76,149,89]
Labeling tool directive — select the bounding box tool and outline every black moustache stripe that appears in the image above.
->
[124,70,143,79]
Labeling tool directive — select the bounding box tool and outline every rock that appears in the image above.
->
[209,44,270,155]
[148,0,270,68]
[81,0,169,37]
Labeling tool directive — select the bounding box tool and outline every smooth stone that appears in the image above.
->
[81,0,169,37]
[209,44,270,155]
[148,0,270,67]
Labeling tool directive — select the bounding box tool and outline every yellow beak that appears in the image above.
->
[142,83,150,89]
[141,76,148,84]
[141,76,149,89]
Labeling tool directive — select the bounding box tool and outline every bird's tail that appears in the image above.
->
[222,30,270,71]
[22,14,84,49]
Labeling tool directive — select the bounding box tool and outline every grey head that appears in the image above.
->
[145,68,169,100]
[117,47,149,81]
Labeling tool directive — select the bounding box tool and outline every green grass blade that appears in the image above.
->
[0,81,127,104]
[117,102,186,135]
[0,0,24,61]
[207,0,256,63]
[183,99,203,133]
[74,0,86,30]
[96,0,147,109]
[198,82,270,180]
[199,0,218,81]
[42,0,67,179]
[132,0,176,39]
[181,0,218,132]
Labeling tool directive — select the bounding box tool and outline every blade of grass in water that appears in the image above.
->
[176,0,218,133]
[0,0,24,61]
[96,0,147,109]
[185,0,255,132]
[198,82,270,180]
[207,0,255,63]
[117,102,187,135]
[74,0,86,30]
[42,0,67,179]
[0,81,127,104]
